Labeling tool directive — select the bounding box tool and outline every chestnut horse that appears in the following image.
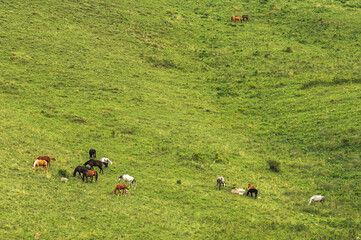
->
[113,183,129,197]
[33,160,48,172]
[34,156,56,169]
[242,15,248,21]
[247,184,255,189]
[231,16,243,23]
[82,170,98,183]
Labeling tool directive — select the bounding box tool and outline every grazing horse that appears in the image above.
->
[84,159,104,174]
[217,176,225,190]
[231,16,243,23]
[247,184,256,190]
[118,174,137,189]
[34,156,56,169]
[33,160,48,172]
[247,188,258,199]
[82,170,98,183]
[242,14,249,21]
[73,166,91,177]
[113,183,129,197]
[100,158,113,168]
[308,195,325,206]
[89,149,96,158]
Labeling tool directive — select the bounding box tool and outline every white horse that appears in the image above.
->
[118,174,136,189]
[231,188,246,195]
[308,195,325,205]
[217,176,225,190]
[100,158,113,168]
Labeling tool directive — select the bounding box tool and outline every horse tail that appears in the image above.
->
[95,171,98,182]
[73,168,77,177]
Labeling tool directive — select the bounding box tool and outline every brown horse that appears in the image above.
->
[113,183,129,197]
[242,15,249,21]
[33,160,48,172]
[82,170,98,183]
[231,16,243,23]
[247,184,256,189]
[35,156,56,169]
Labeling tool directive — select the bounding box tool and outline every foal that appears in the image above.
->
[113,183,129,197]
[33,160,48,172]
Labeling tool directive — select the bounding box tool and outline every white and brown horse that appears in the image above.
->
[33,160,48,172]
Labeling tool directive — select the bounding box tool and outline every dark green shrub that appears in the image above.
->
[267,159,281,172]
[58,169,69,178]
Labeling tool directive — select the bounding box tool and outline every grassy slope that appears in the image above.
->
[1,0,361,239]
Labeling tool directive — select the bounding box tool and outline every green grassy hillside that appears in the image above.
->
[1,0,360,239]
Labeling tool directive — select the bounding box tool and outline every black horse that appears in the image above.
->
[84,159,104,174]
[247,188,258,199]
[73,166,91,177]
[89,149,96,158]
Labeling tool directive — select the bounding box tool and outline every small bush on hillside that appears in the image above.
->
[267,159,281,172]
[58,169,69,178]
[284,47,293,53]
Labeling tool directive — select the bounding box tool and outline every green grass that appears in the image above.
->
[1,0,361,239]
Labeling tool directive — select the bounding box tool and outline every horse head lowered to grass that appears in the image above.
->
[84,159,104,174]
[113,183,129,197]
[73,166,91,177]
[118,174,136,189]
[32,160,48,172]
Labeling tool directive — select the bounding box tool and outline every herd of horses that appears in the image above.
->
[33,149,135,197]
[217,177,325,205]
[32,150,326,203]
